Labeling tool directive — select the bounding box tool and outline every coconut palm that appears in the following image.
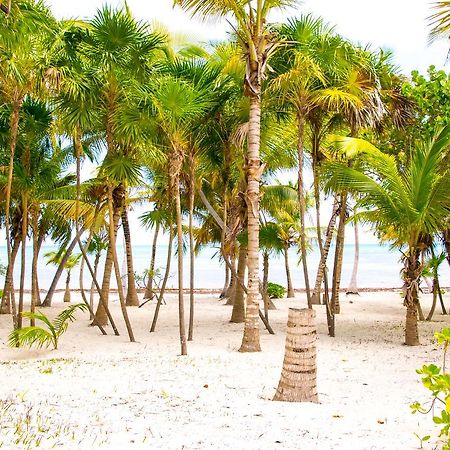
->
[175,0,298,352]
[325,126,450,345]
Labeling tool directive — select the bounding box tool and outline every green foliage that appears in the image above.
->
[411,328,450,449]
[8,304,88,350]
[267,282,286,299]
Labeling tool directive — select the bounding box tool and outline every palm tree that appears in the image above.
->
[428,2,450,42]
[175,0,297,352]
[325,126,450,345]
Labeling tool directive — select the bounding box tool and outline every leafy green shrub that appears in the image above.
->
[411,328,450,449]
[8,303,88,350]
[267,282,286,299]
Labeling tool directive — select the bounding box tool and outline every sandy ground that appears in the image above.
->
[0,291,449,450]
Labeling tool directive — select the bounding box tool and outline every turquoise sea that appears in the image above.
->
[2,242,448,291]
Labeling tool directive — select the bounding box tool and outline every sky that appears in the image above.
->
[48,0,449,75]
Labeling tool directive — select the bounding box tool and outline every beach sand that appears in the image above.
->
[0,291,448,449]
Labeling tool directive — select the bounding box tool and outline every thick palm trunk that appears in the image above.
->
[63,271,71,303]
[284,247,295,298]
[4,96,23,329]
[231,245,247,323]
[122,207,139,306]
[150,224,173,332]
[404,249,420,346]
[330,193,348,315]
[144,221,160,299]
[42,233,80,307]
[312,199,339,303]
[239,92,262,353]
[1,237,20,314]
[296,115,311,306]
[188,155,195,342]
[273,308,318,403]
[18,193,28,329]
[347,219,360,294]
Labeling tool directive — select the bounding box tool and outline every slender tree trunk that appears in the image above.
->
[284,246,295,298]
[30,210,42,322]
[150,224,174,332]
[1,237,20,314]
[347,219,360,294]
[4,95,23,329]
[404,249,420,346]
[231,245,247,323]
[312,199,339,304]
[89,254,101,320]
[121,207,139,306]
[273,308,318,403]
[225,252,237,305]
[296,115,311,307]
[18,193,28,329]
[331,193,347,315]
[93,187,123,325]
[262,252,270,322]
[188,154,195,342]
[426,278,438,321]
[144,221,160,299]
[42,232,80,307]
[107,186,135,342]
[64,271,71,303]
[175,181,187,355]
[239,92,262,353]
[220,260,230,299]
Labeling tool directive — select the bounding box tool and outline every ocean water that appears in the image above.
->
[2,242,448,291]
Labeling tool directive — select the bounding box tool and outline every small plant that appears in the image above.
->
[267,282,286,299]
[411,328,450,449]
[8,303,88,350]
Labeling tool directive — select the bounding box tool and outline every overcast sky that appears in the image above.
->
[48,0,448,75]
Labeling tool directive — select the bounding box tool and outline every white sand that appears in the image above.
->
[0,291,448,449]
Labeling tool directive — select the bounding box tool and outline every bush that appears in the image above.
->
[267,282,286,299]
[411,328,450,449]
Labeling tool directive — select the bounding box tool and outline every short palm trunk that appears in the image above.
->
[273,308,318,403]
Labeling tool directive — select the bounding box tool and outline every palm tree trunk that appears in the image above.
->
[297,115,311,306]
[221,260,230,299]
[426,278,438,321]
[18,193,28,329]
[30,210,40,323]
[107,186,135,342]
[4,95,23,329]
[42,232,80,307]
[90,254,101,320]
[239,92,262,353]
[225,252,237,305]
[404,249,420,346]
[188,153,195,342]
[262,252,270,322]
[273,308,318,403]
[1,237,20,314]
[122,207,139,306]
[175,180,187,355]
[284,246,294,298]
[347,219,360,294]
[312,199,339,303]
[231,245,247,323]
[144,221,160,299]
[331,192,347,315]
[64,271,71,303]
[150,224,174,332]
[93,187,123,325]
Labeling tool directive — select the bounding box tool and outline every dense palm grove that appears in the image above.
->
[1,0,450,354]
